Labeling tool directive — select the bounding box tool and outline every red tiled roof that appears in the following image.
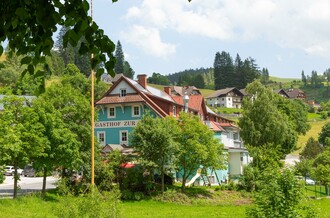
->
[219,123,239,128]
[96,95,144,105]
[172,95,204,112]
[205,121,226,132]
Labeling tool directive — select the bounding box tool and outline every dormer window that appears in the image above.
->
[120,89,127,97]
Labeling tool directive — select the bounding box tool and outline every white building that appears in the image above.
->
[206,87,245,109]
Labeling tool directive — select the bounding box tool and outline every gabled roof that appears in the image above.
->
[286,89,306,99]
[218,123,240,132]
[172,94,205,112]
[205,121,226,132]
[274,89,290,98]
[96,74,234,124]
[96,76,169,117]
[206,87,244,99]
[169,86,201,96]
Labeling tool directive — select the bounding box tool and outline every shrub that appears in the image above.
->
[55,188,121,218]
[246,168,316,218]
[118,165,153,194]
[320,111,328,120]
[121,190,145,201]
[153,189,192,205]
[228,181,237,191]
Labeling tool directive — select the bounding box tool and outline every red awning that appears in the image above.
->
[120,163,135,168]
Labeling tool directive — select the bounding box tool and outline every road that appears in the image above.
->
[0,175,58,197]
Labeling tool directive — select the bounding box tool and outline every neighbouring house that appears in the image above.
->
[286,88,306,100]
[306,99,321,110]
[274,89,290,98]
[94,74,250,184]
[206,88,245,108]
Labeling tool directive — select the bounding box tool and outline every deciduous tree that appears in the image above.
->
[318,122,330,146]
[131,113,180,193]
[239,81,309,160]
[300,137,324,160]
[176,112,225,192]
[0,95,47,198]
[1,0,117,84]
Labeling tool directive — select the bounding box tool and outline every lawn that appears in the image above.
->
[121,200,247,218]
[294,118,329,155]
[0,188,330,218]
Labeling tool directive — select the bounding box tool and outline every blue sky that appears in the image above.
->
[92,0,330,79]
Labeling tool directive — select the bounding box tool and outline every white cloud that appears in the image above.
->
[121,25,176,58]
[123,0,330,58]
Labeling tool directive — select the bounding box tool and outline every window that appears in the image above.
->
[97,132,105,146]
[173,106,176,117]
[120,89,127,97]
[120,131,128,144]
[222,98,224,101]
[132,105,140,117]
[233,132,240,141]
[108,107,115,118]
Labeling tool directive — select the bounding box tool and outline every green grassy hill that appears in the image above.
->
[269,76,298,83]
[294,117,329,155]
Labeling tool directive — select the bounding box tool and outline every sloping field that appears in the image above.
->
[294,118,329,155]
[269,76,298,83]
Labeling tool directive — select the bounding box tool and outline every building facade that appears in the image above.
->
[206,88,244,109]
[95,74,250,183]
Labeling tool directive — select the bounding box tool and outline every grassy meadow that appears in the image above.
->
[294,117,329,155]
[0,188,330,218]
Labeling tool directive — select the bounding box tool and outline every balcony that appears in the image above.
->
[233,140,242,148]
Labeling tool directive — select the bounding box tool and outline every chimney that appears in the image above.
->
[164,86,171,95]
[137,74,147,89]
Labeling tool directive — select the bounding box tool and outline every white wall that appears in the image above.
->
[112,81,136,95]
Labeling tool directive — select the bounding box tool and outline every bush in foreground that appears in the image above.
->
[246,168,318,218]
[55,188,121,218]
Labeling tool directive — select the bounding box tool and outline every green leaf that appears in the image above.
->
[28,64,34,75]
[12,18,18,29]
[96,68,104,81]
[21,56,32,65]
[15,8,29,20]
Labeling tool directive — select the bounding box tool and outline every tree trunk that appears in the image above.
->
[13,166,18,199]
[41,168,47,198]
[161,170,164,194]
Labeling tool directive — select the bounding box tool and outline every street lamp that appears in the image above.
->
[183,92,189,113]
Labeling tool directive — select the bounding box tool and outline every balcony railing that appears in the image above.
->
[233,140,242,148]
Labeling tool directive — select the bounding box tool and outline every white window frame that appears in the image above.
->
[107,106,116,118]
[97,131,106,146]
[120,130,128,144]
[132,105,140,117]
[120,89,127,97]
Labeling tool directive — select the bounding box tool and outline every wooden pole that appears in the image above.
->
[90,0,95,186]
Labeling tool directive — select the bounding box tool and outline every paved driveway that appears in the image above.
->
[0,176,58,197]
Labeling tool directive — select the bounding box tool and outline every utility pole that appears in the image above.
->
[90,0,95,186]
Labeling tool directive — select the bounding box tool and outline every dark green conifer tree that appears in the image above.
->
[114,41,125,75]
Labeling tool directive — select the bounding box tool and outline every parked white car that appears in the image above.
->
[5,166,23,176]
[305,178,315,185]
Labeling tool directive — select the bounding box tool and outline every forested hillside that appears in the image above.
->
[165,51,268,90]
